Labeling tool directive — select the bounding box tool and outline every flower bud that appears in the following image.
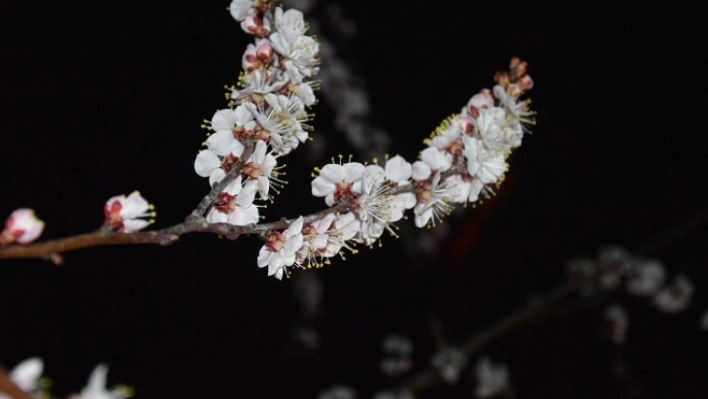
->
[1,208,45,245]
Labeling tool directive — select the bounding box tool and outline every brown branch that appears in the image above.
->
[0,204,347,262]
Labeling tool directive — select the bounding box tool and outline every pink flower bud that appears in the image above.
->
[517,74,534,91]
[256,42,273,63]
[1,208,45,245]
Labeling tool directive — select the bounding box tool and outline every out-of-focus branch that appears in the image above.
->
[390,203,708,395]
[394,282,578,394]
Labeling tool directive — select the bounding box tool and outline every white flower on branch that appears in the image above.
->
[258,216,304,279]
[1,209,44,245]
[311,161,365,206]
[463,135,507,185]
[103,192,155,233]
[194,128,246,187]
[205,176,259,225]
[242,139,282,200]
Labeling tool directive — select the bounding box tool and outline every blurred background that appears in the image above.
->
[1,0,707,398]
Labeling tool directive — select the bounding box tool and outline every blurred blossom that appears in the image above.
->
[475,356,512,398]
[287,324,321,357]
[604,304,630,345]
[699,308,708,331]
[76,364,133,399]
[292,269,323,319]
[0,357,43,399]
[372,391,414,399]
[626,259,666,296]
[381,335,414,377]
[318,385,356,399]
[653,273,694,313]
[432,348,467,385]
[597,246,632,290]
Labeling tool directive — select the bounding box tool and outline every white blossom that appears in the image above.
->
[311,162,365,206]
[103,191,154,233]
[270,8,319,83]
[205,176,259,225]
[463,135,507,184]
[242,139,281,200]
[257,216,304,279]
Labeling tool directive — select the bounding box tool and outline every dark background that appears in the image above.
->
[1,0,707,398]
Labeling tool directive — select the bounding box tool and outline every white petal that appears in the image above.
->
[343,162,366,182]
[385,156,412,182]
[206,208,228,224]
[229,205,259,226]
[209,168,227,187]
[234,103,254,125]
[211,109,237,132]
[123,219,150,233]
[195,150,221,177]
[412,161,431,181]
[283,233,304,258]
[397,192,417,209]
[312,177,335,197]
[257,246,272,268]
[284,216,304,237]
[121,191,149,218]
[206,131,236,157]
[319,164,345,183]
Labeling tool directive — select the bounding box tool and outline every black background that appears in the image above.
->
[2,0,707,398]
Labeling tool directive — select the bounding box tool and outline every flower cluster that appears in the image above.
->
[194,0,320,233]
[255,58,535,279]
[566,245,694,313]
